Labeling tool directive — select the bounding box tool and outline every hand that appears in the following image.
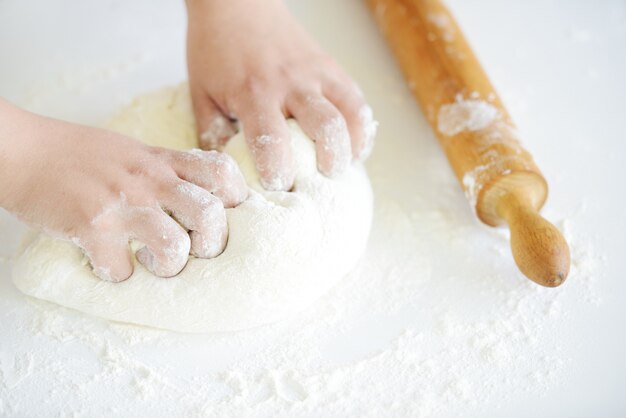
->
[0,99,248,282]
[186,0,378,191]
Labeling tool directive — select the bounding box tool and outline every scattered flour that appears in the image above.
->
[427,12,456,42]
[0,79,607,417]
[437,96,500,137]
[0,44,608,418]
[461,162,513,210]
[0,190,604,416]
[0,82,605,414]
[462,167,482,209]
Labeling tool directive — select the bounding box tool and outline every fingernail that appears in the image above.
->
[93,265,114,282]
[136,247,156,273]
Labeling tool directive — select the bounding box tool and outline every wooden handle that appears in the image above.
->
[367,0,570,286]
[497,193,570,286]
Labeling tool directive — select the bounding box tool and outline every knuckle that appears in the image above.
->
[207,149,232,164]
[196,199,224,227]
[198,194,223,212]
[277,63,291,78]
[200,150,244,180]
[293,90,323,108]
[126,160,171,184]
[240,75,267,97]
[155,178,181,200]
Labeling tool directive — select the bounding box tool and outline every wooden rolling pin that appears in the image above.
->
[367,0,570,287]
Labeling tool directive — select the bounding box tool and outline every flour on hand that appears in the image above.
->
[11,84,374,333]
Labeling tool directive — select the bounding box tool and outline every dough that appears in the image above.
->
[12,85,373,333]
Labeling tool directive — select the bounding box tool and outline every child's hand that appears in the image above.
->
[0,99,248,282]
[186,0,377,191]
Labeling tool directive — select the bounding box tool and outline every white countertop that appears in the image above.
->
[1,1,625,417]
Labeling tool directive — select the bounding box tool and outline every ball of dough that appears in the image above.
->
[12,84,373,333]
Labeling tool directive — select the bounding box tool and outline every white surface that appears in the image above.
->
[0,0,625,417]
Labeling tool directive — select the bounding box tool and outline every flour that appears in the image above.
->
[255,134,274,145]
[462,162,513,210]
[437,96,500,137]
[12,85,374,333]
[0,0,617,415]
[200,114,235,151]
[0,353,34,390]
[317,116,351,176]
[358,105,378,160]
[462,167,482,209]
[0,185,603,417]
[427,12,455,43]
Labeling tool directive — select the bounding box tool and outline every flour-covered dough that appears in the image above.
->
[12,85,373,333]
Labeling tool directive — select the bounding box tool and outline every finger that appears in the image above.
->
[190,89,237,151]
[286,92,351,177]
[78,234,133,283]
[126,207,191,278]
[170,149,248,208]
[162,181,228,259]
[323,79,378,161]
[237,101,295,191]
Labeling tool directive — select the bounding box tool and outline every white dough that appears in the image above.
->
[11,85,373,333]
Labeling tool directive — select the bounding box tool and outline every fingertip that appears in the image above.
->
[191,91,236,151]
[315,116,351,178]
[135,246,155,273]
[80,236,134,283]
[132,213,191,278]
[259,165,295,191]
[136,242,189,279]
[166,182,230,259]
[322,79,378,162]
[248,131,295,192]
[211,152,249,206]
[199,114,237,151]
[93,263,133,283]
[190,229,228,259]
[286,92,351,179]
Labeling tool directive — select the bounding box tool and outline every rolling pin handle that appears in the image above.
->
[496,193,570,287]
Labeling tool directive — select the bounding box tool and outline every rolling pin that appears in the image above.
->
[367,0,570,287]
